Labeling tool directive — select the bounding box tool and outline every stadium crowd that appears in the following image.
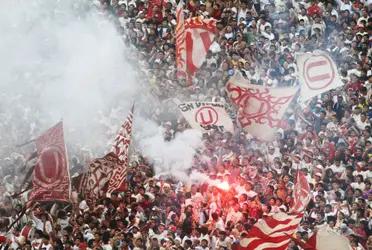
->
[0,0,372,249]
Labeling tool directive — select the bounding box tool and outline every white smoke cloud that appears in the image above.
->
[134,118,229,187]
[0,0,208,185]
[189,171,230,190]
[0,0,138,154]
[135,118,203,182]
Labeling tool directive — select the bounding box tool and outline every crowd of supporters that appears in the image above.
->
[1,0,372,249]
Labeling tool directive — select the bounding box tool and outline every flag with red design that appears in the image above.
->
[307,225,352,250]
[296,51,343,102]
[83,152,120,202]
[176,15,216,84]
[237,212,303,250]
[175,0,187,79]
[29,122,70,202]
[226,74,298,141]
[291,170,311,213]
[107,105,134,194]
[177,101,234,133]
[184,17,216,78]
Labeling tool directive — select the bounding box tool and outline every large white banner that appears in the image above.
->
[226,74,298,141]
[177,102,234,133]
[296,51,343,101]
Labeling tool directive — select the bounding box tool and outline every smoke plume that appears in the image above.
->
[135,118,203,181]
[0,0,138,155]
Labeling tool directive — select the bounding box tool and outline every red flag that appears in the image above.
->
[175,0,187,79]
[107,105,134,194]
[29,122,70,202]
[226,74,298,141]
[177,16,216,85]
[83,152,120,202]
[239,212,303,250]
[291,171,311,213]
[184,17,216,78]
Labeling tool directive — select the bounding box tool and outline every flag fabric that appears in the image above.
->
[107,105,134,194]
[305,225,352,250]
[175,0,187,79]
[296,51,343,102]
[29,122,70,202]
[291,171,311,213]
[226,74,298,141]
[184,17,216,77]
[239,212,303,250]
[83,152,120,201]
[177,101,234,133]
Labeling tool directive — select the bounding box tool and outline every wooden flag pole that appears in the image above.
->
[15,139,35,148]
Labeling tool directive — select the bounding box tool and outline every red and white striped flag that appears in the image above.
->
[238,212,303,250]
[291,171,311,213]
[175,0,187,79]
[184,17,216,78]
[176,6,216,85]
[107,105,134,194]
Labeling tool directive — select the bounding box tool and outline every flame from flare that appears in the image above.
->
[214,181,229,191]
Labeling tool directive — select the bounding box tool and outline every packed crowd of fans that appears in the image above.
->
[1,0,372,249]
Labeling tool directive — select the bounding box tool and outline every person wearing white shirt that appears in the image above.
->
[29,212,53,235]
[337,0,352,13]
[356,113,369,130]
[237,2,249,21]
[40,236,53,250]
[327,160,345,177]
[225,203,243,225]
[215,232,232,249]
[351,175,366,191]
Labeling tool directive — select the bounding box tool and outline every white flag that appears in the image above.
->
[226,74,298,141]
[311,225,352,250]
[296,51,343,101]
[177,102,234,133]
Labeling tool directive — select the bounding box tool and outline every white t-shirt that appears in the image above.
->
[40,243,53,250]
[328,164,345,175]
[102,244,113,250]
[31,239,42,250]
[351,182,366,191]
[31,214,53,234]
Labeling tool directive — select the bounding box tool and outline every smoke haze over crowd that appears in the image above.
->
[0,0,138,154]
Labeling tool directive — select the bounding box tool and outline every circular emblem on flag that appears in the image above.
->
[303,55,335,90]
[34,145,65,188]
[195,106,219,125]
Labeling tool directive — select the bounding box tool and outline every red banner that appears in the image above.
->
[175,0,187,79]
[176,13,216,85]
[83,153,119,201]
[29,122,70,202]
[184,17,216,77]
[107,105,134,194]
[291,171,311,213]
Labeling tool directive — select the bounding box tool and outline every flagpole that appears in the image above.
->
[6,205,27,232]
[15,139,35,148]
[11,183,32,199]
